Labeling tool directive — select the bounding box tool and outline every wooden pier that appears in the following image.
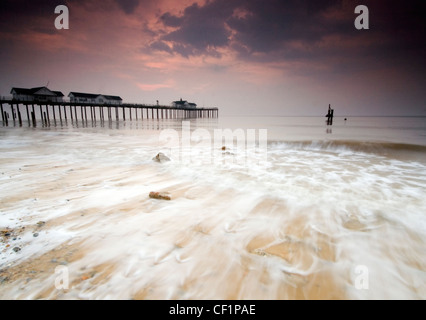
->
[0,99,219,127]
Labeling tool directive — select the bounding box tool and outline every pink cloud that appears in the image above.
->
[136,80,175,91]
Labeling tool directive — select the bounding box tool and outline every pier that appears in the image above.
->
[0,99,219,127]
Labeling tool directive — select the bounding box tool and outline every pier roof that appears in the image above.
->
[68,92,99,99]
[11,87,64,97]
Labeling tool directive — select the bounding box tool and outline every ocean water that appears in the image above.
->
[0,116,425,300]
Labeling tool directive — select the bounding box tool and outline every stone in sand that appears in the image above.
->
[149,191,171,201]
[152,153,171,163]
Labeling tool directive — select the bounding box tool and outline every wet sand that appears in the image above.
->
[1,122,426,300]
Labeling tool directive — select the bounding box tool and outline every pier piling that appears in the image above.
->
[0,99,218,127]
[1,103,4,124]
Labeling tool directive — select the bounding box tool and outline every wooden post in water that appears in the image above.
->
[11,104,16,124]
[326,104,334,126]
[25,104,30,124]
[16,105,22,126]
[81,106,85,122]
[39,105,44,123]
[32,105,36,126]
[58,104,62,125]
[0,103,5,124]
[1,103,4,124]
[52,105,57,126]
[46,105,51,126]
[31,111,36,127]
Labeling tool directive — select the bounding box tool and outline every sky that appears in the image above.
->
[0,0,425,116]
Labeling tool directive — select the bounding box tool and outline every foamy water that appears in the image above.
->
[0,117,426,300]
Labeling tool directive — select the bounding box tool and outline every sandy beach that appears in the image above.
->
[1,117,425,300]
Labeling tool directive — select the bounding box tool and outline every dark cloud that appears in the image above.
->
[154,0,345,57]
[157,0,237,57]
[160,12,184,28]
[149,40,173,54]
[0,0,144,33]
[227,0,333,53]
[154,0,425,66]
[150,0,426,86]
[0,0,64,32]
[113,0,140,15]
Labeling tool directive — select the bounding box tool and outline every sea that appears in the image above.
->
[0,114,425,300]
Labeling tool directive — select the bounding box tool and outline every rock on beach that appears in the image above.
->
[149,192,171,201]
[152,153,171,163]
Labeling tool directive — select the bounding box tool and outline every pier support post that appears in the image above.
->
[74,106,78,122]
[58,104,62,124]
[40,105,44,123]
[46,105,50,126]
[25,104,30,125]
[16,105,22,126]
[11,104,16,124]
[52,105,57,126]
[32,105,36,126]
[0,103,4,124]
[31,111,36,127]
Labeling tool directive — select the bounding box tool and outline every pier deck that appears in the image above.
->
[0,99,219,127]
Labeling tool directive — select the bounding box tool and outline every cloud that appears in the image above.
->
[153,0,343,58]
[113,0,140,14]
[152,0,425,71]
[136,80,175,91]
[156,0,236,57]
